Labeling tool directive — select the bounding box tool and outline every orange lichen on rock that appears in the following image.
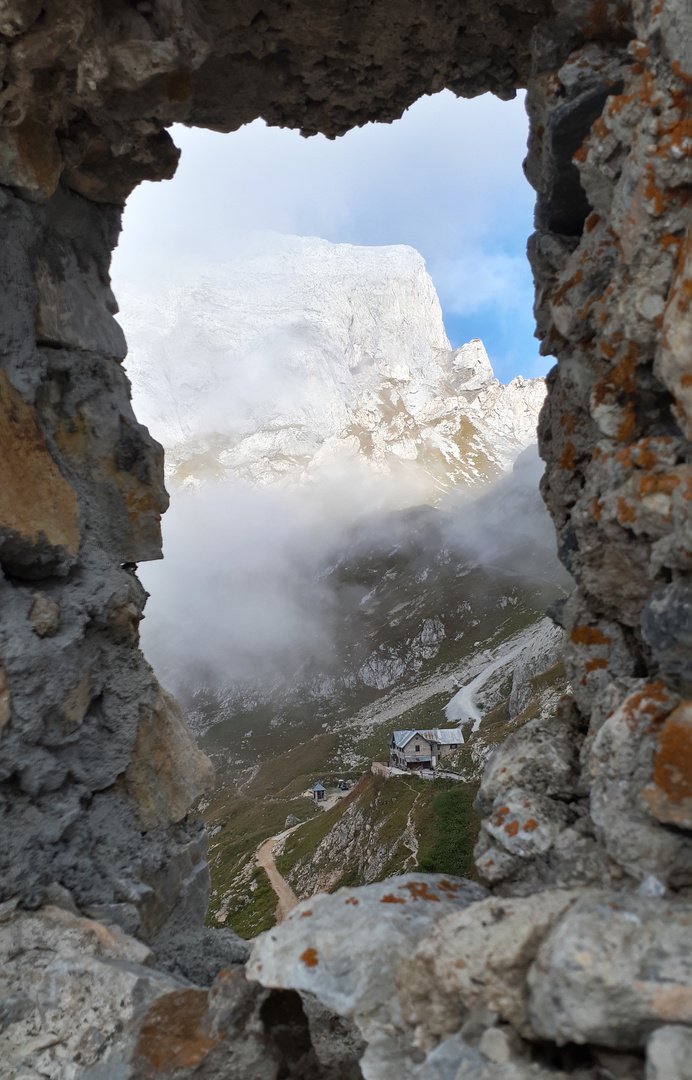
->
[620,681,672,732]
[616,437,673,472]
[617,498,636,524]
[380,894,406,904]
[638,474,681,497]
[552,268,583,306]
[300,947,319,966]
[642,703,692,828]
[504,820,519,837]
[584,658,609,672]
[134,989,218,1072]
[652,706,692,802]
[0,369,80,560]
[571,626,612,646]
[522,819,538,832]
[672,60,692,85]
[559,442,576,470]
[592,346,639,406]
[402,881,441,902]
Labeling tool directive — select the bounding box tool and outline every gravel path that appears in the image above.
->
[256,826,301,923]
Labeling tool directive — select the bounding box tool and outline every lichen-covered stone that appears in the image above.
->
[397,891,581,1041]
[0,902,344,1080]
[641,702,692,830]
[248,875,487,1080]
[0,0,691,1072]
[0,901,182,1077]
[588,682,692,888]
[528,891,692,1049]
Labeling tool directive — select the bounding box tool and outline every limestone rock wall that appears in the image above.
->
[474,0,692,899]
[0,0,691,1075]
[0,0,548,203]
[0,180,217,950]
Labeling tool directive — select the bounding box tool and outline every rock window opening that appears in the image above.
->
[0,2,690,1076]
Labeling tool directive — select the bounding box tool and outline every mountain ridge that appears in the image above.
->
[119,234,545,499]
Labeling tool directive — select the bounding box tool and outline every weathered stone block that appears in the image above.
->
[641,703,692,830]
[28,590,60,637]
[641,582,692,687]
[528,891,692,1048]
[0,667,9,736]
[38,354,169,564]
[398,891,581,1041]
[589,682,692,887]
[34,251,127,360]
[474,699,584,818]
[248,874,486,1080]
[0,903,181,1077]
[646,1025,692,1080]
[123,684,214,832]
[0,119,62,198]
[0,366,80,578]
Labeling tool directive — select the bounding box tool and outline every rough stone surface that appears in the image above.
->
[0,176,212,946]
[0,365,80,579]
[397,890,580,1041]
[248,875,488,1080]
[0,900,360,1080]
[123,684,214,832]
[528,891,692,1049]
[0,900,182,1078]
[0,1,549,204]
[588,683,692,888]
[646,1025,692,1080]
[641,702,692,830]
[0,0,691,1074]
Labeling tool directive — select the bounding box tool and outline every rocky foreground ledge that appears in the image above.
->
[4,874,691,1080]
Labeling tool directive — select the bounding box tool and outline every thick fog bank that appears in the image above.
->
[138,446,566,713]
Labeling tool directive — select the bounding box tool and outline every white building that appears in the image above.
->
[389,728,463,771]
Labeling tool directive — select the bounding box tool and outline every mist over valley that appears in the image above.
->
[118,235,569,932]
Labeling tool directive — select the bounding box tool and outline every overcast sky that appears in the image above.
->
[112,89,545,384]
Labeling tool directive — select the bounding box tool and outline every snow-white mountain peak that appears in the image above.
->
[118,233,545,497]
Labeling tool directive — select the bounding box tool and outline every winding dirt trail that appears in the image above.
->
[400,781,422,871]
[256,826,301,923]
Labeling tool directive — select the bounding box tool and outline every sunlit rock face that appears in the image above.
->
[120,235,545,497]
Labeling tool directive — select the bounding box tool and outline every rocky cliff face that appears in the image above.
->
[120,234,545,497]
[0,0,691,1078]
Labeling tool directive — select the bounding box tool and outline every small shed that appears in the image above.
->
[312,782,326,802]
